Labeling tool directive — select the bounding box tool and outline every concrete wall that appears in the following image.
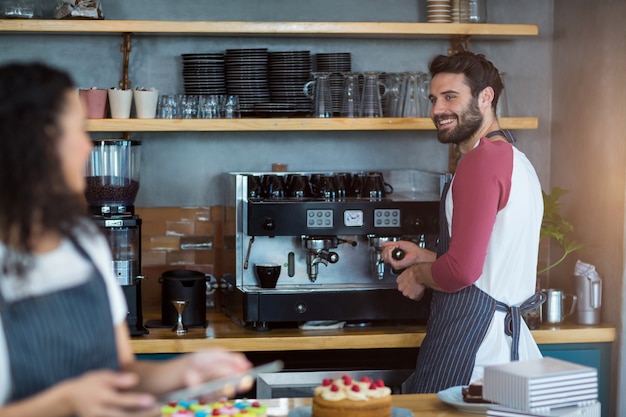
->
[551,1,626,415]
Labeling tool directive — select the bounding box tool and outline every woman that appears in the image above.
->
[0,62,251,416]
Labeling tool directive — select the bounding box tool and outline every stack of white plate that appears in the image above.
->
[484,357,598,414]
[427,0,452,23]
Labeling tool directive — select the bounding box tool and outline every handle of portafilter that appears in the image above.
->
[391,248,405,275]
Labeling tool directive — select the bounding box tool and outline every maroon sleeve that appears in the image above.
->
[431,139,513,292]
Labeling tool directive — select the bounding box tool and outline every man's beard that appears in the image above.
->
[433,97,483,145]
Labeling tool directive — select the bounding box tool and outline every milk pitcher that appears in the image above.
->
[540,288,577,324]
[574,273,602,325]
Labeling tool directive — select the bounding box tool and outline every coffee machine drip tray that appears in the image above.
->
[221,275,432,329]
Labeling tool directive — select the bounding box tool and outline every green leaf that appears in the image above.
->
[538,187,582,274]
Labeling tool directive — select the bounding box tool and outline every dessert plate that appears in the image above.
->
[288,406,412,417]
[437,385,506,414]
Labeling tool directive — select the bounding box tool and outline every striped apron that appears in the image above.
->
[402,180,544,393]
[0,238,119,402]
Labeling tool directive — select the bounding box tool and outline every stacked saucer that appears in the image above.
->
[314,52,352,116]
[225,48,271,116]
[267,50,312,116]
[427,0,452,23]
[181,53,226,95]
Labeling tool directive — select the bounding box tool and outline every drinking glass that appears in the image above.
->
[180,94,199,119]
[158,95,179,119]
[223,95,241,119]
[198,95,220,119]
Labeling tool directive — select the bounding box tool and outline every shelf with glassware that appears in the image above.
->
[0,19,538,38]
[84,117,537,132]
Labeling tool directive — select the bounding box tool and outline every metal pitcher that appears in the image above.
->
[574,273,602,325]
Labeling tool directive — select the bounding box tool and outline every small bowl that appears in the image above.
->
[254,263,281,288]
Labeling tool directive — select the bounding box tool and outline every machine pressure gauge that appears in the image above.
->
[343,209,364,227]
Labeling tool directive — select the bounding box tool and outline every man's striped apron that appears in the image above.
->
[402,180,544,393]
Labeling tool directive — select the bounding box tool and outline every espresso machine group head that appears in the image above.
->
[301,236,358,281]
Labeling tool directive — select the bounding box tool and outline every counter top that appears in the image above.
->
[130,310,615,355]
[262,394,472,416]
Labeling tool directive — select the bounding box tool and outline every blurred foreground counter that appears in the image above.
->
[133,310,614,417]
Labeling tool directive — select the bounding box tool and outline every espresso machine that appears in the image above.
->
[84,139,148,336]
[220,169,446,330]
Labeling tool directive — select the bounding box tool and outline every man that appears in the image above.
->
[381,51,545,393]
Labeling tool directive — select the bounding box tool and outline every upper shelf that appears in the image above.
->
[0,19,538,38]
[85,117,538,132]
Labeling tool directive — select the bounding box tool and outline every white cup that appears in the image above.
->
[108,88,133,119]
[133,89,159,119]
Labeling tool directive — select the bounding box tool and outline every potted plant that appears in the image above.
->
[524,187,583,329]
[538,187,583,275]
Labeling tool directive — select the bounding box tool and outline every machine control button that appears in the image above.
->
[306,209,333,228]
[263,218,276,230]
[373,208,401,227]
[295,302,307,314]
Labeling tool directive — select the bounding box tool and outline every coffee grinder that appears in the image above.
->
[84,139,148,336]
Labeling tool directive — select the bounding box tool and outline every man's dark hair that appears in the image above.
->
[0,62,87,274]
[429,51,504,112]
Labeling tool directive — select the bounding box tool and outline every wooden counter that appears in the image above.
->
[130,310,615,354]
[263,394,474,416]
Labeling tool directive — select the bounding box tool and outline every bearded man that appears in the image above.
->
[382,51,545,393]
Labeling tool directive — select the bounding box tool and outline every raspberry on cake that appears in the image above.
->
[311,375,392,417]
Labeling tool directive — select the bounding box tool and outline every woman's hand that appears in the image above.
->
[58,370,159,417]
[179,350,253,397]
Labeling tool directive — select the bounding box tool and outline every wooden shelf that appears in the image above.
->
[0,19,538,38]
[85,117,537,132]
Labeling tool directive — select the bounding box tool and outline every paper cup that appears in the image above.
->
[133,89,159,119]
[79,88,108,119]
[108,89,133,119]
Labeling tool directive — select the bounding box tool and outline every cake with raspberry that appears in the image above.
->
[161,399,267,417]
[311,375,392,417]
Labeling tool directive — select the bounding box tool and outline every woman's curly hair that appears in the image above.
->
[0,62,88,275]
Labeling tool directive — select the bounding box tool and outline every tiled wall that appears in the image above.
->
[136,206,223,309]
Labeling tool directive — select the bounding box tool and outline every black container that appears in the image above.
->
[159,269,207,327]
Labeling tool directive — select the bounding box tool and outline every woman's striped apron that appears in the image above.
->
[0,238,119,402]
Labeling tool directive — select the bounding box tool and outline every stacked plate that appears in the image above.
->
[427,0,452,23]
[225,48,271,116]
[267,50,313,116]
[181,53,226,95]
[314,52,352,115]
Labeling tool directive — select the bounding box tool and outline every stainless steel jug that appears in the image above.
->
[540,288,577,324]
[574,273,602,325]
